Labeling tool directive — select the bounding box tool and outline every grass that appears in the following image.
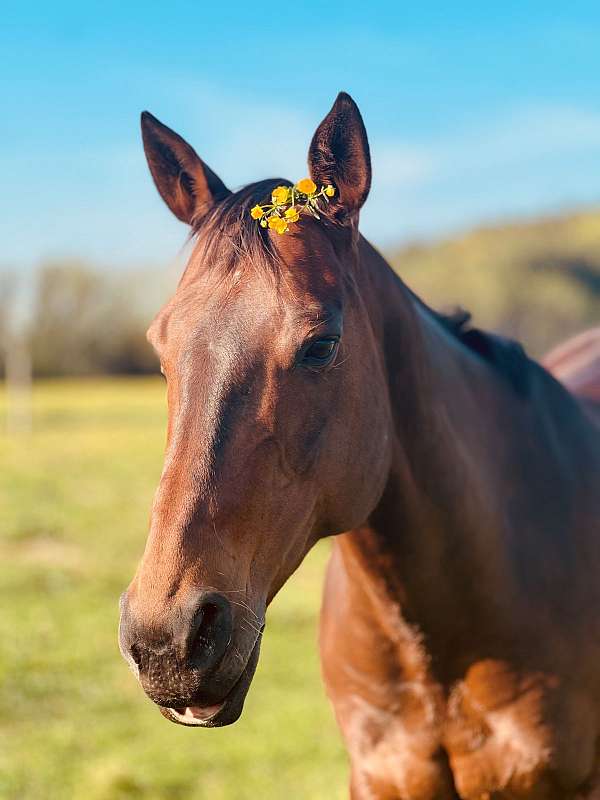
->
[0,378,348,799]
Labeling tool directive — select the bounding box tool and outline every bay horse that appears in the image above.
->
[119,93,600,799]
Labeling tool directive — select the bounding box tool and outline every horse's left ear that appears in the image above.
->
[141,111,231,225]
[308,92,371,223]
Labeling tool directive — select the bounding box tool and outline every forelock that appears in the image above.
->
[190,179,289,281]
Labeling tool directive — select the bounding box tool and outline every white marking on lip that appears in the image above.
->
[170,702,225,724]
[185,704,223,720]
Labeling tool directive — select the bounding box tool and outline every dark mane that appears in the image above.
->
[435,307,533,395]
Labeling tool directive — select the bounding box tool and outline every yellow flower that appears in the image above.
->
[324,184,335,197]
[250,204,264,219]
[271,186,290,205]
[268,215,288,235]
[296,178,316,195]
[285,206,300,223]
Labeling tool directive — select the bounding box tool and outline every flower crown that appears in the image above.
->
[250,179,335,235]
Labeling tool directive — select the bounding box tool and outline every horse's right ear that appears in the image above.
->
[141,112,230,225]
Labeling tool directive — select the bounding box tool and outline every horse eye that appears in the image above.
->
[301,337,339,368]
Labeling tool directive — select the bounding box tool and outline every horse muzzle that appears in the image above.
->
[118,589,264,727]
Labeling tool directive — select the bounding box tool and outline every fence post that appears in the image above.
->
[1,275,33,435]
[5,333,32,435]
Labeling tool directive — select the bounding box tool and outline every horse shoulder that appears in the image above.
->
[320,539,456,800]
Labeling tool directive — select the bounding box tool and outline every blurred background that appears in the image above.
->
[2,2,600,798]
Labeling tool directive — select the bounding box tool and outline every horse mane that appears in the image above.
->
[435,307,533,395]
[190,179,292,280]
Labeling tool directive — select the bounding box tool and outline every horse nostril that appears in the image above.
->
[194,602,220,645]
[189,595,232,670]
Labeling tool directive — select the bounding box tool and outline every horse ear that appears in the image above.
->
[308,92,371,222]
[141,111,231,225]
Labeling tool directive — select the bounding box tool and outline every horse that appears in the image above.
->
[119,93,600,799]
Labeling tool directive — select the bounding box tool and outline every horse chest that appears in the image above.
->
[443,679,557,800]
[320,544,600,799]
[441,662,598,800]
[335,665,597,800]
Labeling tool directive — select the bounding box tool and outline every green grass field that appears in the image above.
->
[0,378,348,799]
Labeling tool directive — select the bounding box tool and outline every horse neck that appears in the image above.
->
[342,237,576,671]
[358,235,519,504]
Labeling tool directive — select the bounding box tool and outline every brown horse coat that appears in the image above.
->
[120,93,600,799]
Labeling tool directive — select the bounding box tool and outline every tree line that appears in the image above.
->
[1,207,599,378]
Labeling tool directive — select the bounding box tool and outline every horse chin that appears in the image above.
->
[159,633,262,729]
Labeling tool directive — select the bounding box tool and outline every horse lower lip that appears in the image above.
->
[173,703,224,721]
[167,673,243,724]
[164,632,263,726]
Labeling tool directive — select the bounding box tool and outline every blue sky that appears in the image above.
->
[3,1,600,269]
